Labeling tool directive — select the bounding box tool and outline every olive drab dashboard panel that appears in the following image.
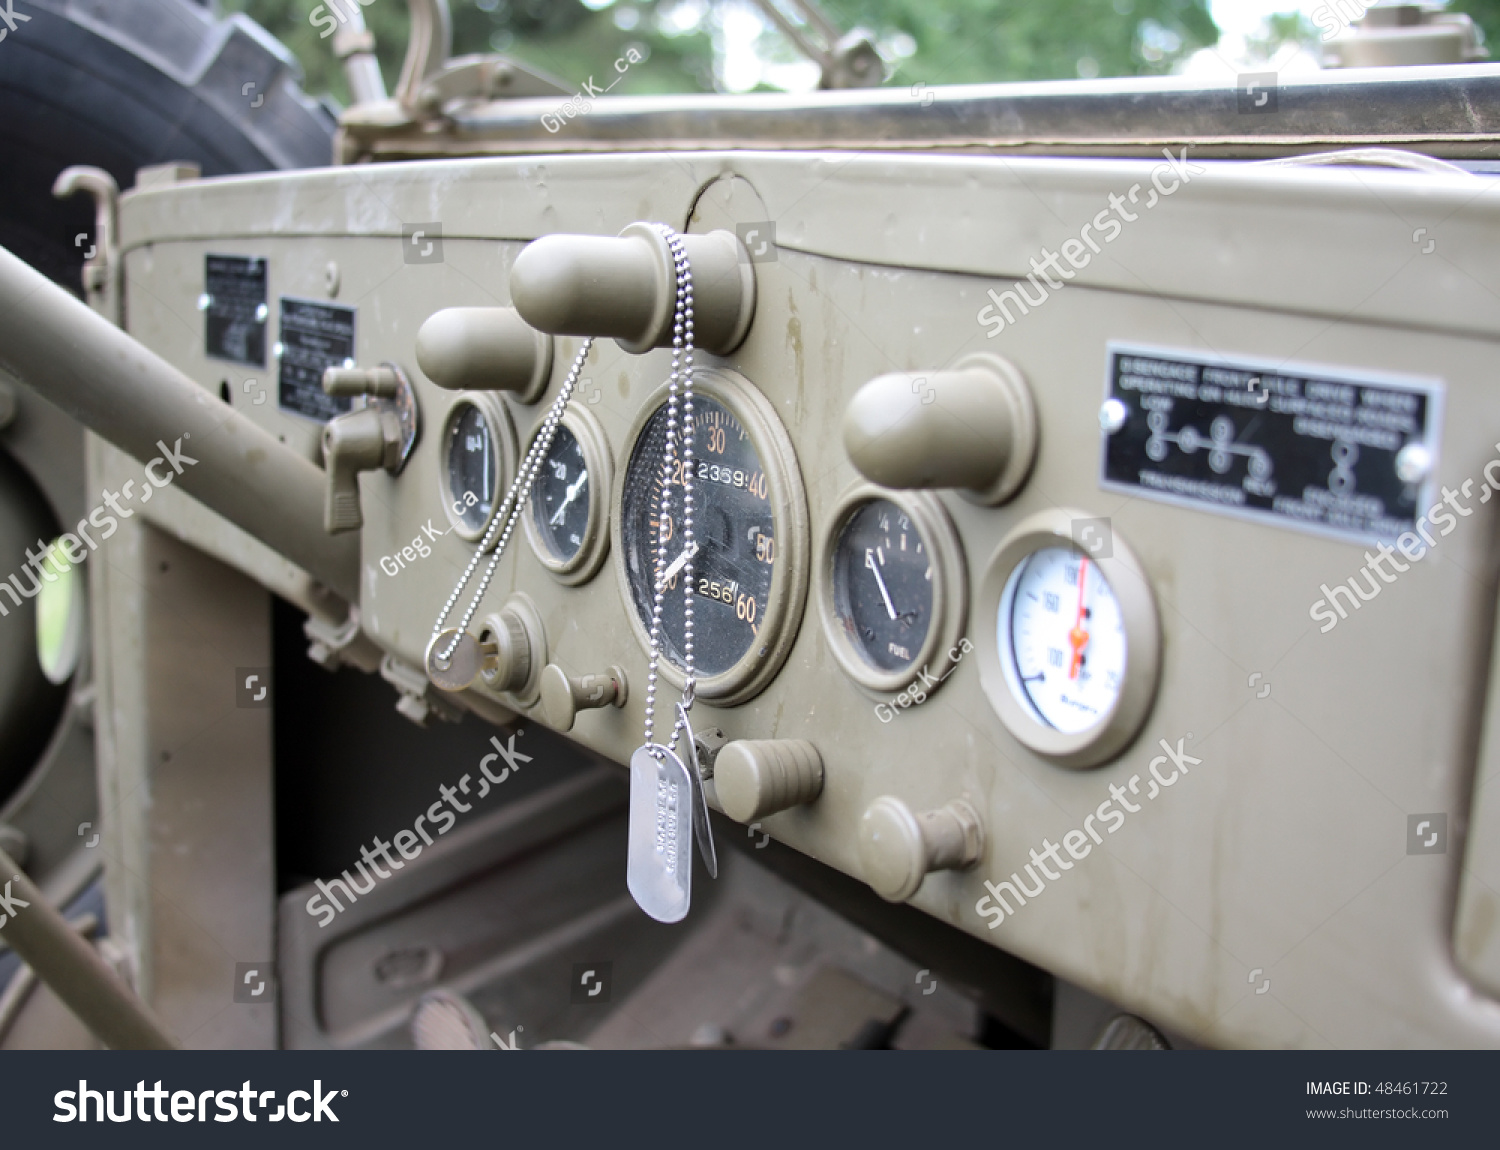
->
[112,150,1500,1049]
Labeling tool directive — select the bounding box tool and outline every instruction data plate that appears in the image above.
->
[278,297,355,422]
[1100,343,1443,545]
[204,255,266,367]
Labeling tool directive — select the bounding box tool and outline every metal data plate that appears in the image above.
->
[277,297,355,422]
[1100,342,1443,545]
[203,254,266,367]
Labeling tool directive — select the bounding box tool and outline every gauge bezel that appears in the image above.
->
[611,366,809,706]
[437,393,519,546]
[522,405,613,585]
[816,483,967,699]
[976,510,1160,769]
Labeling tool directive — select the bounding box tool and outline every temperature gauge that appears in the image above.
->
[819,485,966,695]
[524,407,613,583]
[1000,547,1126,734]
[977,511,1160,768]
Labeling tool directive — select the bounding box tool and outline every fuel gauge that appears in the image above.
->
[819,485,967,696]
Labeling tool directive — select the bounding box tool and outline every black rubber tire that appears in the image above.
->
[0,0,336,290]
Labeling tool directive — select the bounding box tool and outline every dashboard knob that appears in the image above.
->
[318,362,418,534]
[321,406,400,534]
[857,796,984,903]
[842,353,1037,505]
[323,364,402,398]
[714,739,824,823]
[415,306,553,403]
[539,663,628,732]
[510,224,756,355]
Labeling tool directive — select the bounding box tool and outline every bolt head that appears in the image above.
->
[1395,442,1432,484]
[1099,398,1129,435]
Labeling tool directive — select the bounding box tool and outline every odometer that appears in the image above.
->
[621,396,771,677]
[614,369,808,704]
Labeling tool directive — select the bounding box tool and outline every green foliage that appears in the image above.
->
[219,0,1219,106]
[1445,0,1498,54]
[826,0,1218,83]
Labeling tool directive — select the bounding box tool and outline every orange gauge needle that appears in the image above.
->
[1068,557,1090,679]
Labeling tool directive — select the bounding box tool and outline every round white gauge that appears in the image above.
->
[976,511,1160,769]
[999,547,1126,734]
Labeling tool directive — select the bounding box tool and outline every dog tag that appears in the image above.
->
[627,743,693,923]
[677,702,717,879]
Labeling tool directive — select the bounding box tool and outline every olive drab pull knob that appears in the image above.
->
[857,795,984,903]
[415,306,553,403]
[713,739,824,823]
[319,362,419,534]
[510,224,756,355]
[539,663,628,732]
[842,353,1037,505]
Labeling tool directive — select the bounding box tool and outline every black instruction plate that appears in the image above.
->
[204,255,267,367]
[278,297,355,422]
[1101,342,1443,544]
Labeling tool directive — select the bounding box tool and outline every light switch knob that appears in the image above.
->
[415,306,553,403]
[843,353,1036,504]
[858,795,984,903]
[714,740,824,823]
[511,224,756,355]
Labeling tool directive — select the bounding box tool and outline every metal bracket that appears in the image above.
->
[51,167,122,325]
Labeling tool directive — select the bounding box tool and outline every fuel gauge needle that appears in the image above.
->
[865,548,898,620]
[1068,557,1090,679]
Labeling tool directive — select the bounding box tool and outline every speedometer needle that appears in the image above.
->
[1068,557,1090,680]
[657,542,699,590]
[865,549,897,621]
[549,472,589,525]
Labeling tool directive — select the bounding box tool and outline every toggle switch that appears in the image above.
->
[415,306,554,403]
[842,353,1037,505]
[714,740,824,823]
[320,362,419,534]
[510,224,756,356]
[857,795,984,903]
[539,663,628,731]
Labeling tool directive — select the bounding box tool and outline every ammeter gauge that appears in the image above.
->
[524,406,613,583]
[818,484,966,696]
[613,368,808,705]
[439,395,517,543]
[977,510,1160,768]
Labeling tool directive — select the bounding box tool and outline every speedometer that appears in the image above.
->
[614,368,808,705]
